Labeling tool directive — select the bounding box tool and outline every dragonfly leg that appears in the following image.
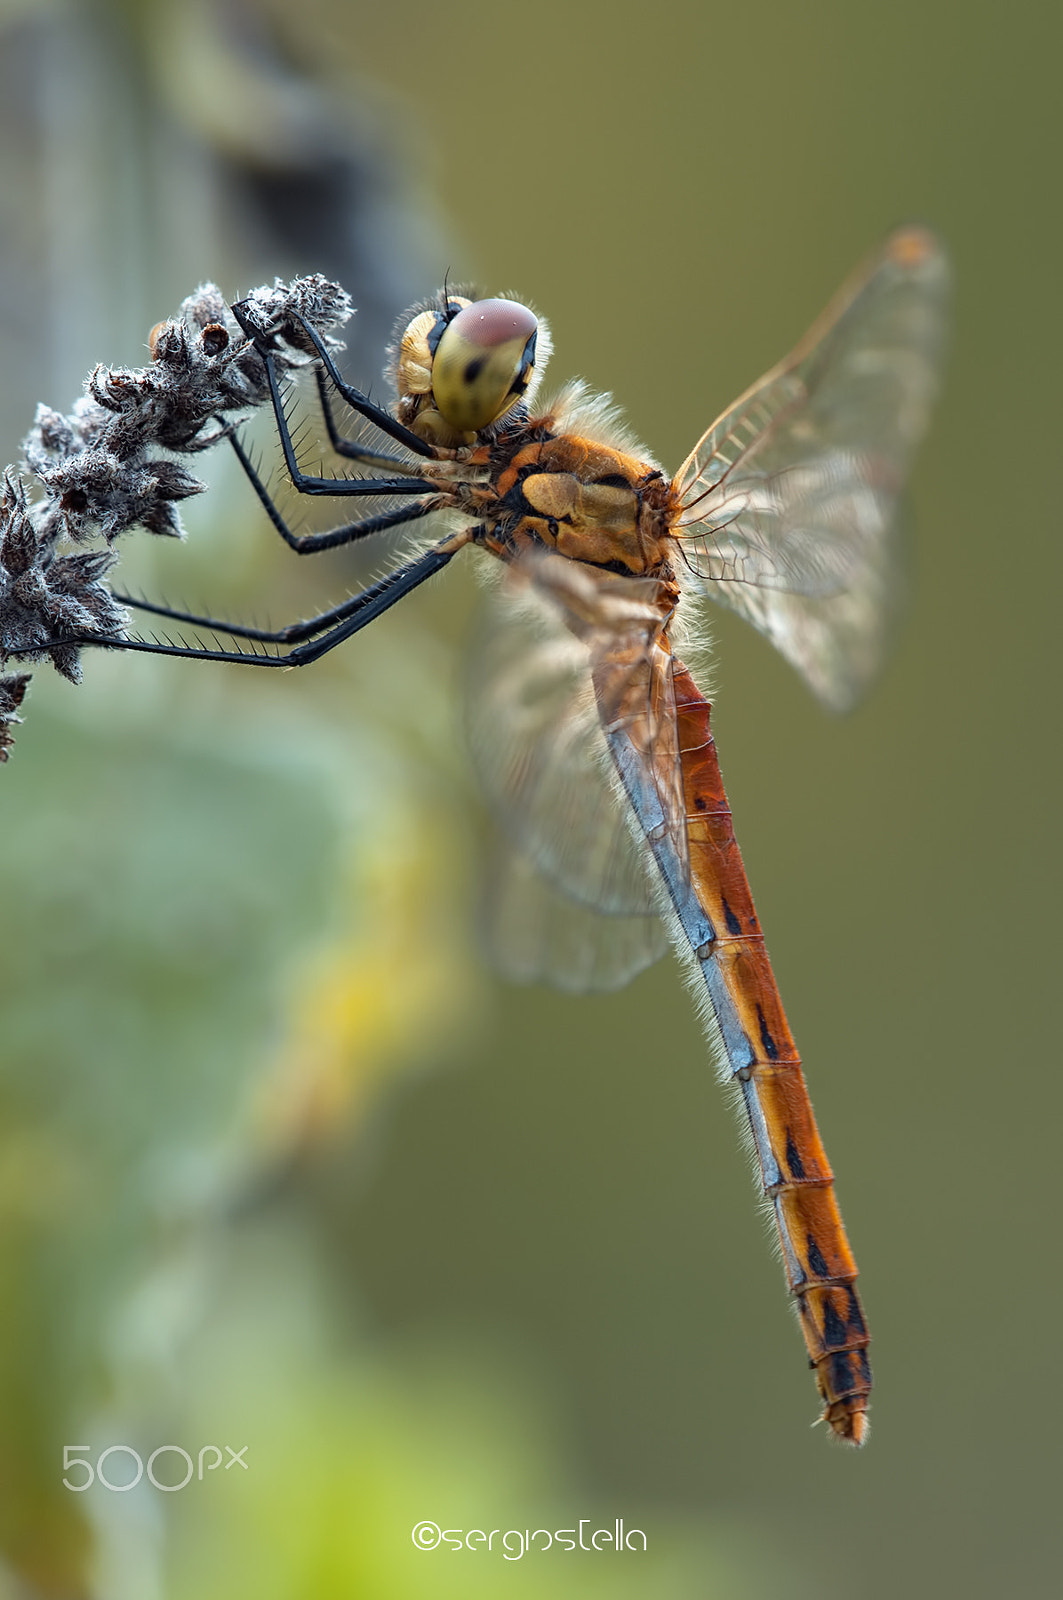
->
[30,529,476,669]
[228,434,443,554]
[249,346,440,499]
[312,368,415,470]
[231,300,440,465]
[111,585,373,646]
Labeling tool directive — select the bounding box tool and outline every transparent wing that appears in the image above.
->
[481,839,669,993]
[674,227,950,710]
[465,552,684,988]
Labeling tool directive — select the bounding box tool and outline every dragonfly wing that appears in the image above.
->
[482,838,669,992]
[674,227,950,710]
[465,552,687,986]
[466,555,658,916]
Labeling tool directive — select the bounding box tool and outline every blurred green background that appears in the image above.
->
[0,0,1059,1595]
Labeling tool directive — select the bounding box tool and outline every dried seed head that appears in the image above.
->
[3,272,353,751]
[0,671,31,762]
[200,323,230,358]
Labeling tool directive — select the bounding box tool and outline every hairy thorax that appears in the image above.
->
[458,423,677,578]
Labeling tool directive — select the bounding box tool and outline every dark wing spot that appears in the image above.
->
[756,1004,779,1061]
[784,1130,806,1180]
[806,1234,830,1278]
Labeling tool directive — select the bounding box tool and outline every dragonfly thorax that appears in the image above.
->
[471,431,675,578]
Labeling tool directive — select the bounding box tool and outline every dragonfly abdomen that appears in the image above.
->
[673,662,871,1444]
[608,659,872,1444]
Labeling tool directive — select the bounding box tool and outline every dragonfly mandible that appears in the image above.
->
[56,228,950,1443]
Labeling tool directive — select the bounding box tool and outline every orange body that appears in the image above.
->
[671,662,871,1441]
[458,407,873,1442]
[361,231,945,1441]
[468,432,674,576]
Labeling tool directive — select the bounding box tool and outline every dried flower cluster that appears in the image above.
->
[0,668,31,763]
[0,274,351,759]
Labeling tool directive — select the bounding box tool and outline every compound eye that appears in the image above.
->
[431,299,538,432]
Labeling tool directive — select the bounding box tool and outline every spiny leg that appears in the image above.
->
[253,347,440,498]
[231,300,441,465]
[313,368,417,470]
[229,433,443,554]
[113,532,451,644]
[53,528,478,668]
[100,351,453,653]
[111,589,365,647]
[28,309,470,670]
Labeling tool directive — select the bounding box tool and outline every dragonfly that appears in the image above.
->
[47,227,949,1443]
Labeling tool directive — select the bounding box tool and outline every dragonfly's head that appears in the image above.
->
[391,292,550,447]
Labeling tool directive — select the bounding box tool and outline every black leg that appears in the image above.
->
[111,590,347,645]
[313,369,415,469]
[113,537,457,644]
[231,300,440,461]
[229,434,442,553]
[259,351,443,497]
[34,529,477,669]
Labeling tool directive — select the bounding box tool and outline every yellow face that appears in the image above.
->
[393,295,545,447]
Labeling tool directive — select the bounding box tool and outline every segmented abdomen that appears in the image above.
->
[605,657,872,1443]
